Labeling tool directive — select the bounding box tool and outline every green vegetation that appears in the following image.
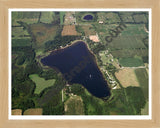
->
[12,38,32,47]
[97,12,121,24]
[66,83,147,115]
[12,27,30,38]
[60,12,65,25]
[125,86,146,114]
[12,12,40,25]
[135,68,148,99]
[119,57,144,67]
[65,96,84,115]
[40,12,55,23]
[29,74,56,94]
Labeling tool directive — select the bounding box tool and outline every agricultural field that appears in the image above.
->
[111,49,148,59]
[29,23,59,46]
[119,12,135,23]
[23,108,43,115]
[119,57,144,67]
[61,25,81,36]
[29,74,56,94]
[40,12,55,24]
[97,12,121,24]
[12,27,30,38]
[12,109,22,115]
[135,68,149,100]
[60,12,65,25]
[133,14,148,23]
[12,12,40,26]
[64,96,84,115]
[115,68,140,88]
[12,38,32,47]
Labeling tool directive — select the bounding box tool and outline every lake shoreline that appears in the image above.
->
[40,40,111,98]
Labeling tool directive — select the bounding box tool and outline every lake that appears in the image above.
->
[41,41,110,98]
[83,15,93,20]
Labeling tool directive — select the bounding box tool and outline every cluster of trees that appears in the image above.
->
[45,33,82,51]
[12,42,65,113]
[105,63,116,70]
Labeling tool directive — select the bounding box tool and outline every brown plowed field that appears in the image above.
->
[61,25,80,36]
[23,108,43,115]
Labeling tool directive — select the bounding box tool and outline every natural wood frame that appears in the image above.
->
[0,0,160,127]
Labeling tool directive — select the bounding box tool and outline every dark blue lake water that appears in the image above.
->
[41,41,110,98]
[83,15,93,20]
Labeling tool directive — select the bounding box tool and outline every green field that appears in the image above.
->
[135,68,148,99]
[119,12,135,23]
[12,27,30,38]
[125,86,146,114]
[107,24,147,49]
[40,12,55,23]
[60,12,65,25]
[111,49,148,58]
[98,12,121,24]
[133,14,148,23]
[29,74,56,94]
[119,57,144,67]
[12,12,40,25]
[12,38,32,47]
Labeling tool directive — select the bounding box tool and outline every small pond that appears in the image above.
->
[83,15,93,21]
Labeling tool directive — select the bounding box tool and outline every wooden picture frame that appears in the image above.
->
[0,0,160,127]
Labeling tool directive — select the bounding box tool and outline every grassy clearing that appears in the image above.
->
[135,68,148,100]
[119,57,144,67]
[115,68,140,87]
[23,108,43,115]
[29,74,56,94]
[40,12,55,23]
[65,96,84,115]
[60,12,65,25]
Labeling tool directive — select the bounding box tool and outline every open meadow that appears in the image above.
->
[29,74,56,94]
